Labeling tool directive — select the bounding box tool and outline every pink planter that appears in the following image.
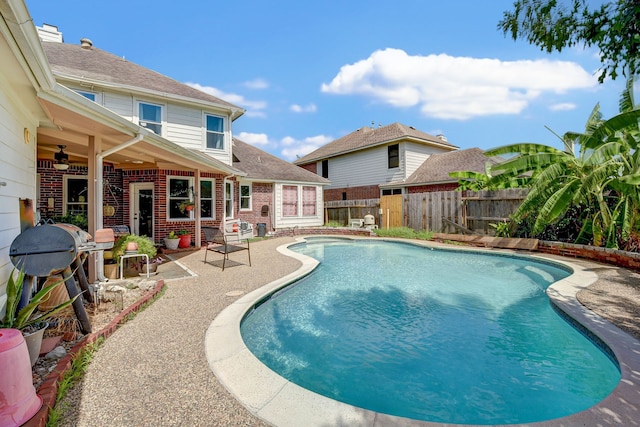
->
[0,329,42,426]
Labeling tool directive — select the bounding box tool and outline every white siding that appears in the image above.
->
[404,142,451,178]
[326,146,403,189]
[166,104,201,148]
[273,183,324,229]
[0,73,38,317]
[103,92,133,121]
[101,89,233,165]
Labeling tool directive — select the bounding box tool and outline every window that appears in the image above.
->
[302,186,317,216]
[240,183,251,210]
[206,114,224,149]
[382,188,402,196]
[388,144,399,168]
[225,181,234,218]
[200,179,215,219]
[168,177,191,219]
[76,90,96,102]
[321,160,329,178]
[64,176,88,215]
[139,102,162,135]
[282,185,298,216]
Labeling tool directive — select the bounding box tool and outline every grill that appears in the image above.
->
[9,224,115,334]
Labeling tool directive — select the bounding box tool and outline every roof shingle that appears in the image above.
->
[294,122,456,164]
[42,41,242,112]
[401,148,500,185]
[232,138,330,184]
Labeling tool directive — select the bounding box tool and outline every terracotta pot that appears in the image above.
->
[178,234,191,248]
[126,242,139,252]
[38,275,69,312]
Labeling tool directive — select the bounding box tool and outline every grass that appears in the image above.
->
[372,226,434,240]
[46,337,104,427]
[46,284,166,427]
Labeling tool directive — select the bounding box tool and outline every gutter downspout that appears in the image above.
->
[95,133,145,281]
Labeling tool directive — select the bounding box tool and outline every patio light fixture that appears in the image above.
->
[54,145,69,171]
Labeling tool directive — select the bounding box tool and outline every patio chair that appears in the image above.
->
[202,226,251,271]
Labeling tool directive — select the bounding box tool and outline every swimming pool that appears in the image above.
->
[240,239,620,425]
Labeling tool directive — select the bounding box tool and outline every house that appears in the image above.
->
[36,25,328,242]
[294,122,458,201]
[231,138,330,232]
[381,148,501,193]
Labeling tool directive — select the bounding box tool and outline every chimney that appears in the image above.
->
[80,38,93,49]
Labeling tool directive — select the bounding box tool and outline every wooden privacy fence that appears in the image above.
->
[323,188,527,234]
[404,192,463,232]
[463,189,528,234]
[325,199,381,226]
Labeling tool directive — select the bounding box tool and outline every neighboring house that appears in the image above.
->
[231,138,330,232]
[381,148,501,193]
[294,122,458,201]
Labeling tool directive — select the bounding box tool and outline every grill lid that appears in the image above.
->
[10,224,78,276]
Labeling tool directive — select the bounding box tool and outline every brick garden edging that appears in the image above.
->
[23,280,166,427]
[538,241,640,271]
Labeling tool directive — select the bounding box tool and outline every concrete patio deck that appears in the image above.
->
[54,236,640,426]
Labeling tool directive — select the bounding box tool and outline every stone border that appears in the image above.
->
[206,237,640,427]
[24,280,166,427]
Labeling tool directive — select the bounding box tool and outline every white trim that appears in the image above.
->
[239,181,252,211]
[166,175,194,221]
[203,112,226,151]
[62,174,88,216]
[129,182,154,238]
[136,100,165,136]
[224,179,234,219]
[200,177,216,220]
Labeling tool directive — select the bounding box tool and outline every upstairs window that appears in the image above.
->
[388,144,399,169]
[76,90,96,102]
[206,114,225,149]
[321,159,329,178]
[139,102,162,135]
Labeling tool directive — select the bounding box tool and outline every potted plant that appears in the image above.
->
[178,200,195,214]
[138,256,165,276]
[178,229,192,248]
[112,234,158,277]
[164,231,180,250]
[1,267,79,365]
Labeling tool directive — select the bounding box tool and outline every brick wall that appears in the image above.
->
[238,182,273,232]
[298,163,317,174]
[273,227,373,238]
[407,183,458,193]
[324,185,380,201]
[538,241,640,270]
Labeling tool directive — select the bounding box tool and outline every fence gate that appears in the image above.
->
[380,195,403,228]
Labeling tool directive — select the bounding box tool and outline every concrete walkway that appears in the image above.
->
[57,237,300,426]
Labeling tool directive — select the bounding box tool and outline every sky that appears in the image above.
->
[26,0,628,161]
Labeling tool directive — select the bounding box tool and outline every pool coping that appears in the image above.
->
[205,237,640,427]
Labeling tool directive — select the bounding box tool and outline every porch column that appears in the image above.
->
[194,170,201,247]
[87,135,101,283]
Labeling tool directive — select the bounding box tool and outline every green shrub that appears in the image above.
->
[112,234,157,264]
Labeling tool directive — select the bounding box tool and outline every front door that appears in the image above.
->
[130,182,154,238]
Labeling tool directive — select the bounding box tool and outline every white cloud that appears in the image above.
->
[237,132,269,145]
[290,103,317,113]
[279,135,333,161]
[549,102,577,111]
[243,78,269,89]
[186,82,268,117]
[321,48,597,120]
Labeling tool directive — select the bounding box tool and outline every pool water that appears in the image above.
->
[240,240,620,425]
